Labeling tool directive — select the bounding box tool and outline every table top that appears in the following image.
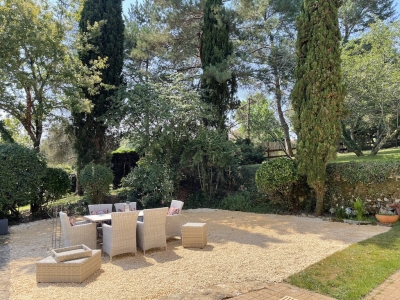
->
[84,213,112,222]
[84,211,143,222]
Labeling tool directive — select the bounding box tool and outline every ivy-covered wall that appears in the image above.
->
[325,161,400,213]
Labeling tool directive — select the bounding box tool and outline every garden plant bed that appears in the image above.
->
[343,219,374,225]
[7,209,389,300]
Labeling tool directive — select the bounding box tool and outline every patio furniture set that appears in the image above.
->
[36,200,207,283]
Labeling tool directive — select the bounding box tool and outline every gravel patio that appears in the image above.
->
[6,209,390,300]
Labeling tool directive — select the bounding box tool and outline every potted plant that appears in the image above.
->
[0,218,8,235]
[375,205,399,224]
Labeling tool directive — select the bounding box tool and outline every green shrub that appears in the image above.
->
[233,164,259,192]
[122,156,174,208]
[327,161,400,185]
[42,167,70,202]
[220,191,253,211]
[353,197,366,220]
[234,138,265,165]
[30,167,72,219]
[0,143,46,219]
[180,129,238,201]
[80,164,113,204]
[255,158,300,211]
[334,205,347,219]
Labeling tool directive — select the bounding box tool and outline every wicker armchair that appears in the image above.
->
[59,212,97,250]
[102,211,139,261]
[136,207,168,255]
[88,204,113,214]
[166,200,184,239]
[114,202,137,212]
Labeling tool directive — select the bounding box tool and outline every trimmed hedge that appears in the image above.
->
[325,161,400,213]
[247,160,400,214]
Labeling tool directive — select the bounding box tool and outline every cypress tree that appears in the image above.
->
[73,0,124,177]
[201,0,238,132]
[291,0,345,215]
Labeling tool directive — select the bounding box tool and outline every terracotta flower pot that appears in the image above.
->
[375,214,399,223]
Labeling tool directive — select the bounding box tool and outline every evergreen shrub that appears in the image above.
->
[122,156,173,208]
[0,143,46,219]
[234,138,265,165]
[220,191,253,211]
[80,164,113,204]
[255,158,300,210]
[41,167,70,203]
[31,167,72,219]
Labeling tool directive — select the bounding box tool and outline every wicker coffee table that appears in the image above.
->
[182,222,207,248]
[36,249,101,283]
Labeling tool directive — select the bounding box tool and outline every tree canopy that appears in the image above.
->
[341,20,400,155]
[73,0,125,175]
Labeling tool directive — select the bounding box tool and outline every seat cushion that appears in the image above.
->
[168,207,180,215]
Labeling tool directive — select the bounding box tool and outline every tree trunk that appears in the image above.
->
[313,181,325,216]
[76,170,83,196]
[370,126,400,155]
[341,122,363,156]
[246,99,250,139]
[270,34,293,157]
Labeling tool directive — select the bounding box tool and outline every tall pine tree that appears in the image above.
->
[201,0,238,132]
[73,0,124,178]
[291,0,345,215]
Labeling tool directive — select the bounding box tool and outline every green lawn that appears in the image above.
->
[18,194,84,213]
[288,223,400,299]
[330,147,400,163]
[288,148,400,299]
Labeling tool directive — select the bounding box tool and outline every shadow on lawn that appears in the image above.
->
[357,223,400,250]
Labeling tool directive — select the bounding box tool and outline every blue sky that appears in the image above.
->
[122,0,400,17]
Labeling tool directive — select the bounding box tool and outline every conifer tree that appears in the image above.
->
[291,0,345,215]
[73,0,124,176]
[201,0,238,132]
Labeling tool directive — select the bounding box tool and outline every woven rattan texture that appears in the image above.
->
[59,212,97,250]
[102,211,139,261]
[136,207,168,255]
[166,200,184,239]
[114,202,137,212]
[88,204,113,214]
[36,249,101,283]
[51,244,92,262]
[182,223,207,248]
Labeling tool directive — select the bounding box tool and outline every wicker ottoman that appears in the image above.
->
[36,249,101,283]
[182,222,207,248]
